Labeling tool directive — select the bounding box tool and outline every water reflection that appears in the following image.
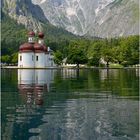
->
[2,69,55,140]
[61,69,80,79]
[38,98,138,140]
[18,69,55,106]
[1,68,139,140]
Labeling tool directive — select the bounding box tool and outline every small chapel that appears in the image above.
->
[18,31,56,68]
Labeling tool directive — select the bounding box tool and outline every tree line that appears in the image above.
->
[53,35,139,68]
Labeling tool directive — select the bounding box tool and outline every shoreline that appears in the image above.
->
[1,66,139,69]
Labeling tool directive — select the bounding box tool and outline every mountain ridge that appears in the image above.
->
[32,0,139,37]
[2,0,80,39]
[2,0,139,38]
[2,0,48,31]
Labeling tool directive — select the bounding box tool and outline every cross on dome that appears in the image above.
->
[28,31,35,37]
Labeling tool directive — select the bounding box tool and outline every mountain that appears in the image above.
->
[2,0,49,31]
[32,0,139,37]
[2,0,79,40]
[1,0,78,39]
[1,0,80,57]
[2,0,139,38]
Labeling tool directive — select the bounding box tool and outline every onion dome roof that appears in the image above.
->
[43,45,48,53]
[34,43,44,52]
[38,32,44,38]
[19,43,34,52]
[28,31,35,37]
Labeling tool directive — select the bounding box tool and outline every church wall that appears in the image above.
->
[18,52,34,68]
[35,53,45,68]
[45,54,50,67]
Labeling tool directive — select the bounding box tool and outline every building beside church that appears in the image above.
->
[18,31,56,68]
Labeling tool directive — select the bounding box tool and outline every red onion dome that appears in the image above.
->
[43,45,48,53]
[28,31,35,37]
[19,43,34,52]
[38,32,44,38]
[34,43,44,53]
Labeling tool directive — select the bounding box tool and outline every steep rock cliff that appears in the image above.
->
[32,0,139,37]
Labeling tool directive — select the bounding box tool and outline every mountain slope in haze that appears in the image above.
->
[2,0,80,39]
[2,0,49,31]
[2,0,78,40]
[32,0,139,37]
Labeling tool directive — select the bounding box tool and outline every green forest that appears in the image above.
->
[1,14,139,67]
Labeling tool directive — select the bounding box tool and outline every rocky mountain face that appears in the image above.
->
[32,0,139,37]
[2,0,48,31]
[2,0,139,38]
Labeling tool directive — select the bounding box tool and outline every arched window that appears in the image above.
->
[20,56,22,61]
[36,56,38,61]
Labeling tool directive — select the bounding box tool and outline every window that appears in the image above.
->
[20,56,22,61]
[28,37,33,43]
[36,56,38,61]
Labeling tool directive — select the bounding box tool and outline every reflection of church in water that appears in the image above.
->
[2,70,56,140]
[18,69,55,105]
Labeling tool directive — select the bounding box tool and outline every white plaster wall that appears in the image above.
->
[46,53,56,67]
[49,54,56,67]
[18,52,56,68]
[18,52,34,68]
[35,53,45,68]
[45,54,50,67]
[44,54,47,67]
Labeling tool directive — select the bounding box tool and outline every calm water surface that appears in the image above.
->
[1,68,139,140]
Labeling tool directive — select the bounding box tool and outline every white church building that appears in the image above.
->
[18,31,56,68]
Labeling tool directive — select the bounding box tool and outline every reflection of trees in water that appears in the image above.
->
[117,69,139,97]
[99,69,139,97]
[53,68,139,98]
[2,69,18,91]
[53,69,89,93]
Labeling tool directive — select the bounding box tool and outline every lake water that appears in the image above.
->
[1,68,139,140]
